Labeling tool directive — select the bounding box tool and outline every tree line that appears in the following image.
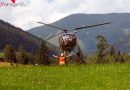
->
[86,35,130,64]
[0,41,50,65]
[1,35,130,65]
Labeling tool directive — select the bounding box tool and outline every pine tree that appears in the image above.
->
[17,46,28,64]
[27,53,36,65]
[109,45,116,56]
[96,35,108,63]
[3,44,17,63]
[76,45,85,64]
[38,41,50,65]
[115,50,124,63]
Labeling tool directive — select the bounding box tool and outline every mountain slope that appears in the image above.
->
[0,20,56,54]
[114,33,130,53]
[28,13,130,53]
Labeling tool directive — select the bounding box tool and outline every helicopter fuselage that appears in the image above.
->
[59,33,77,52]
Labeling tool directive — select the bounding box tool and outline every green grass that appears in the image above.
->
[0,63,130,90]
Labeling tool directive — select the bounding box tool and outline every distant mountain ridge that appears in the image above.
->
[28,13,130,53]
[114,33,130,53]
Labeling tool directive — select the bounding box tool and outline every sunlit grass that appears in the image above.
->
[0,63,130,90]
[0,62,12,67]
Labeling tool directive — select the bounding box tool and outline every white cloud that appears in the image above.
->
[0,0,130,30]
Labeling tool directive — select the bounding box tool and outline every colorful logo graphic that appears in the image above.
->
[0,0,26,7]
[11,0,16,4]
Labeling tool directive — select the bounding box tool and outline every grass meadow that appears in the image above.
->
[0,62,130,90]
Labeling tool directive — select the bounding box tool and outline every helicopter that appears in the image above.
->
[37,21,111,56]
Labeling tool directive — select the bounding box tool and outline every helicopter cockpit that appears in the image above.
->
[61,33,76,43]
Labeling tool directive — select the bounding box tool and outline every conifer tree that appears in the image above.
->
[3,44,17,63]
[17,46,28,64]
[96,35,108,63]
[38,41,50,65]
[76,45,85,64]
[109,45,116,56]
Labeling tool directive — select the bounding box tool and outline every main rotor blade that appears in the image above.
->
[37,22,67,31]
[71,22,111,31]
[46,31,64,40]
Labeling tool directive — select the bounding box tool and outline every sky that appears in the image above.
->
[0,0,130,30]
